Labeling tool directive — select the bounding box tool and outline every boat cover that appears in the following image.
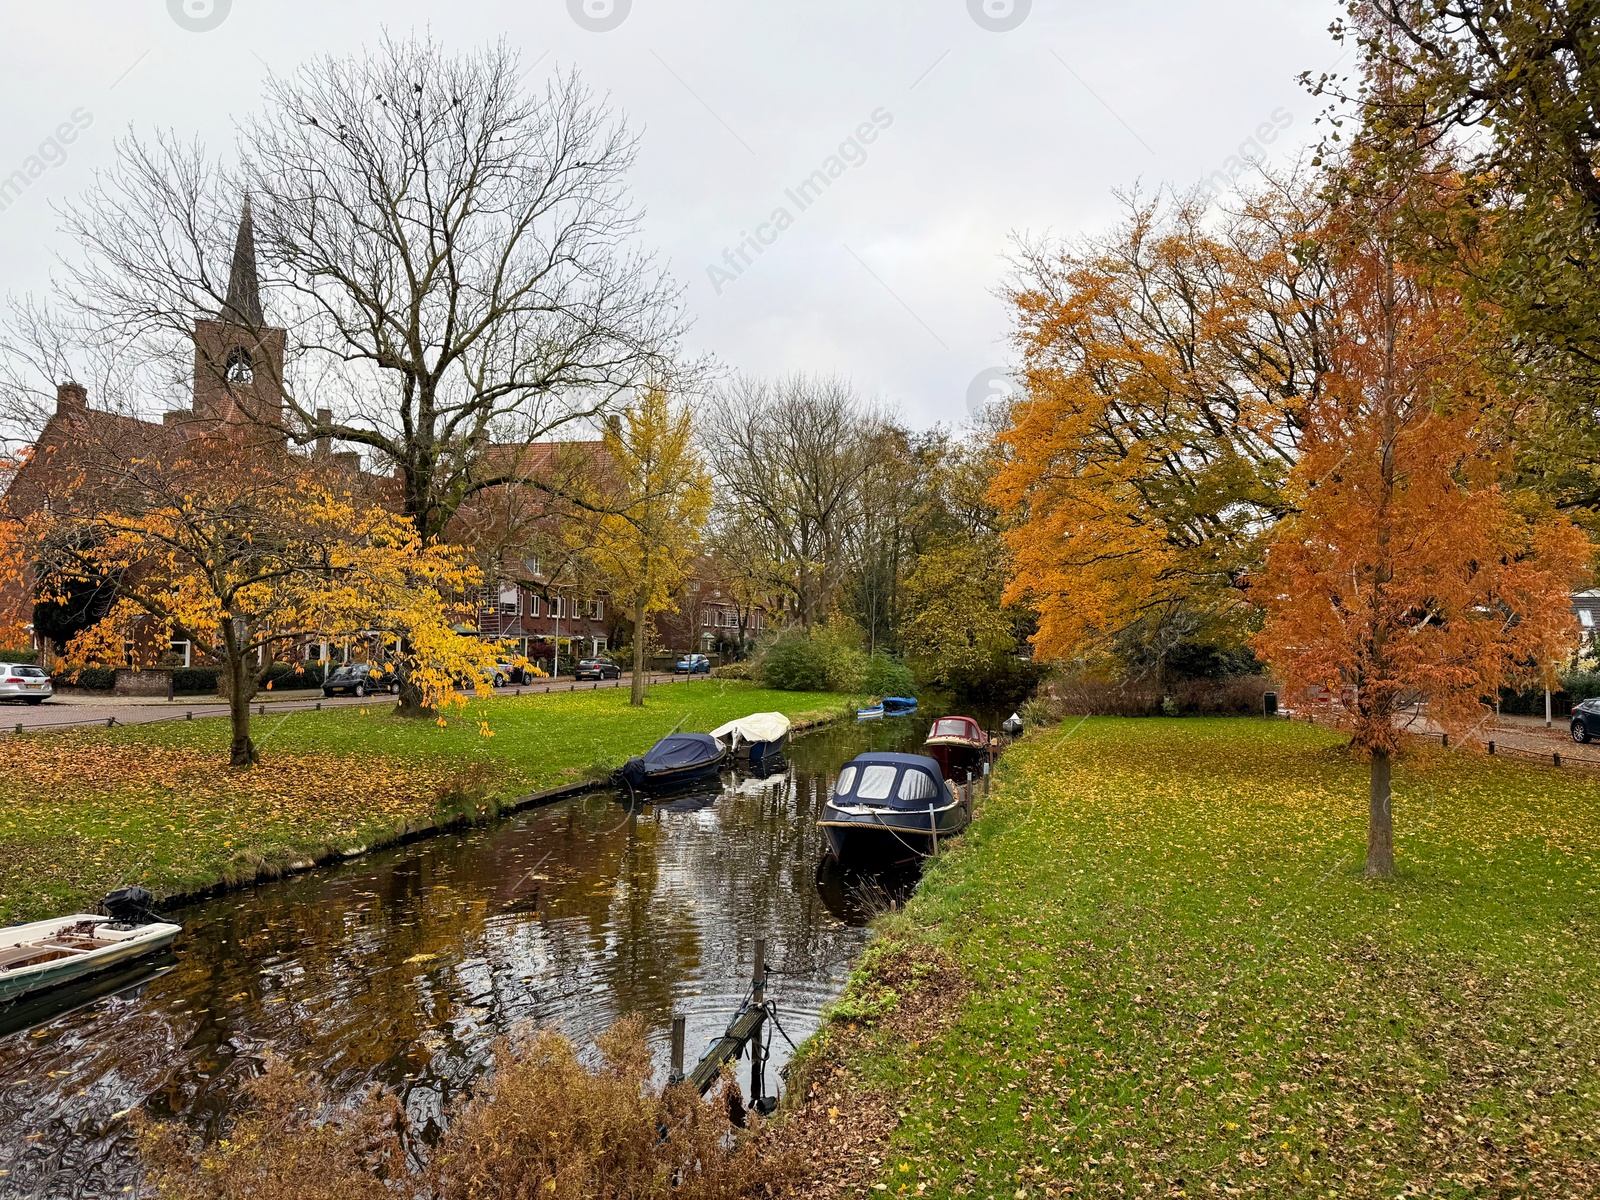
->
[926,716,986,745]
[618,733,724,789]
[828,752,948,811]
[711,712,792,748]
[882,696,918,713]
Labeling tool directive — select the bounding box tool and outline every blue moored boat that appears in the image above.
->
[819,752,972,865]
[882,696,918,715]
[856,703,885,721]
[615,733,728,793]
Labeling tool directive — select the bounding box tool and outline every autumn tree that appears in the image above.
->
[18,421,499,766]
[992,184,1336,674]
[571,390,711,706]
[1254,203,1590,878]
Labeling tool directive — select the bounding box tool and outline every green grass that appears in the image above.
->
[0,681,856,924]
[811,718,1600,1197]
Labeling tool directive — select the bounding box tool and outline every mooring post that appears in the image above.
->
[928,803,939,855]
[1488,741,1495,755]
[750,938,767,1103]
[670,1015,686,1086]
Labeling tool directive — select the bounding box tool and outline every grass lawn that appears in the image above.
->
[0,680,855,924]
[794,717,1600,1198]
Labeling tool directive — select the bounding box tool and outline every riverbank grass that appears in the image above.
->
[804,717,1600,1197]
[0,682,855,924]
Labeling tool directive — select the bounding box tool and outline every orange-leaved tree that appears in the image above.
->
[1253,215,1590,878]
[991,187,1333,675]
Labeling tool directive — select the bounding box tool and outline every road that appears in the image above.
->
[0,671,698,733]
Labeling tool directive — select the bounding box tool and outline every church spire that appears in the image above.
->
[222,197,264,328]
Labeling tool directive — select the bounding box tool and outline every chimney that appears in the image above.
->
[56,381,88,415]
[315,407,332,459]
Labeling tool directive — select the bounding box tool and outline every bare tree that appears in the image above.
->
[10,34,686,543]
[703,375,880,628]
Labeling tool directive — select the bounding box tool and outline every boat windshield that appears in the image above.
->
[835,766,857,794]
[898,770,940,801]
[855,765,898,800]
[932,719,976,738]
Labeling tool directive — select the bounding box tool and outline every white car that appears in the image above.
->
[0,663,52,705]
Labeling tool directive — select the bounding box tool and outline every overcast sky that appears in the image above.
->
[0,1,1344,430]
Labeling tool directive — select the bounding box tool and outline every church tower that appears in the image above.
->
[190,199,286,435]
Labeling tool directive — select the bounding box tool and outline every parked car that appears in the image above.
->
[0,663,52,705]
[455,664,511,690]
[674,654,711,675]
[323,663,399,698]
[496,662,529,685]
[575,658,621,681]
[1571,698,1600,743]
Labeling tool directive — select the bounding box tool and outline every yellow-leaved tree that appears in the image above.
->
[23,429,503,766]
[572,390,712,706]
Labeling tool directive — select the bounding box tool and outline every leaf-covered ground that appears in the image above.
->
[792,718,1600,1198]
[0,681,854,923]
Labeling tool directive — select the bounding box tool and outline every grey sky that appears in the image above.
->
[0,1,1343,429]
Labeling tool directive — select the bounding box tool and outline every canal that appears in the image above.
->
[0,707,980,1198]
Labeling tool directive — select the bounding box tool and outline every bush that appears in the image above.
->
[862,652,916,698]
[170,667,221,695]
[0,649,37,665]
[52,666,116,691]
[261,662,326,690]
[140,1019,783,1200]
[757,626,869,693]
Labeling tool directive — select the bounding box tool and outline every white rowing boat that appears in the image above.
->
[0,912,182,1004]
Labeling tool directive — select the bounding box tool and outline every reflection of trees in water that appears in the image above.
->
[1,713,936,1196]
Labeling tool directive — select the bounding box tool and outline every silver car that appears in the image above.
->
[0,663,52,705]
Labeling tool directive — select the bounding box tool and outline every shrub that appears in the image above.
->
[0,649,37,665]
[862,652,916,698]
[171,667,221,695]
[757,626,868,693]
[52,666,116,691]
[139,1020,784,1200]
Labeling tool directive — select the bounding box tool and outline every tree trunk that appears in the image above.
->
[1366,749,1395,878]
[225,650,259,768]
[393,637,433,718]
[631,595,647,707]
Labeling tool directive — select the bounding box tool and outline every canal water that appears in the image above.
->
[0,708,983,1199]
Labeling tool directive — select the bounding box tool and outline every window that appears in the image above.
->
[170,640,193,668]
[834,766,857,795]
[898,770,940,802]
[549,596,565,619]
[499,585,519,615]
[702,611,712,627]
[1581,609,1595,629]
[592,637,607,654]
[688,580,700,593]
[587,599,604,621]
[855,765,899,801]
[527,594,541,618]
[523,556,542,578]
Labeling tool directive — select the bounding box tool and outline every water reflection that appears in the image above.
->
[0,711,963,1199]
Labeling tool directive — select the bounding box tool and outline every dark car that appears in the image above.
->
[1572,698,1600,743]
[575,658,620,681]
[674,654,711,675]
[323,663,399,698]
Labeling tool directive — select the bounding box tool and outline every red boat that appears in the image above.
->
[923,716,990,782]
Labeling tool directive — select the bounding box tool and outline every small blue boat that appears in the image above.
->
[615,733,727,793]
[856,703,885,720]
[882,696,918,715]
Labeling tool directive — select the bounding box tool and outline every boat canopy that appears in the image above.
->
[927,717,986,745]
[710,712,792,748]
[829,752,949,810]
[618,733,724,789]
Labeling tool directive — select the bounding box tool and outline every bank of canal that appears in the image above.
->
[0,707,985,1198]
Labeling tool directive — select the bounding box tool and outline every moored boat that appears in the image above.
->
[856,703,885,721]
[923,715,990,782]
[819,752,972,865]
[882,696,918,715]
[710,712,792,775]
[615,732,728,794]
[0,891,182,1005]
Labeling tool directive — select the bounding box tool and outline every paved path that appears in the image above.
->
[0,672,698,733]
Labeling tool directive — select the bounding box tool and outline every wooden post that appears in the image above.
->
[1488,741,1495,755]
[186,711,193,721]
[166,674,175,702]
[106,717,114,728]
[750,938,767,1104]
[928,803,938,856]
[1546,687,1553,729]
[670,1015,686,1085]
[1554,753,1562,767]
[1441,732,1448,748]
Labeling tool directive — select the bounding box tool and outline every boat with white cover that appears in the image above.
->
[0,895,181,1005]
[711,712,792,773]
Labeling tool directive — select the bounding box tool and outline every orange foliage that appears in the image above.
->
[1252,231,1591,753]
